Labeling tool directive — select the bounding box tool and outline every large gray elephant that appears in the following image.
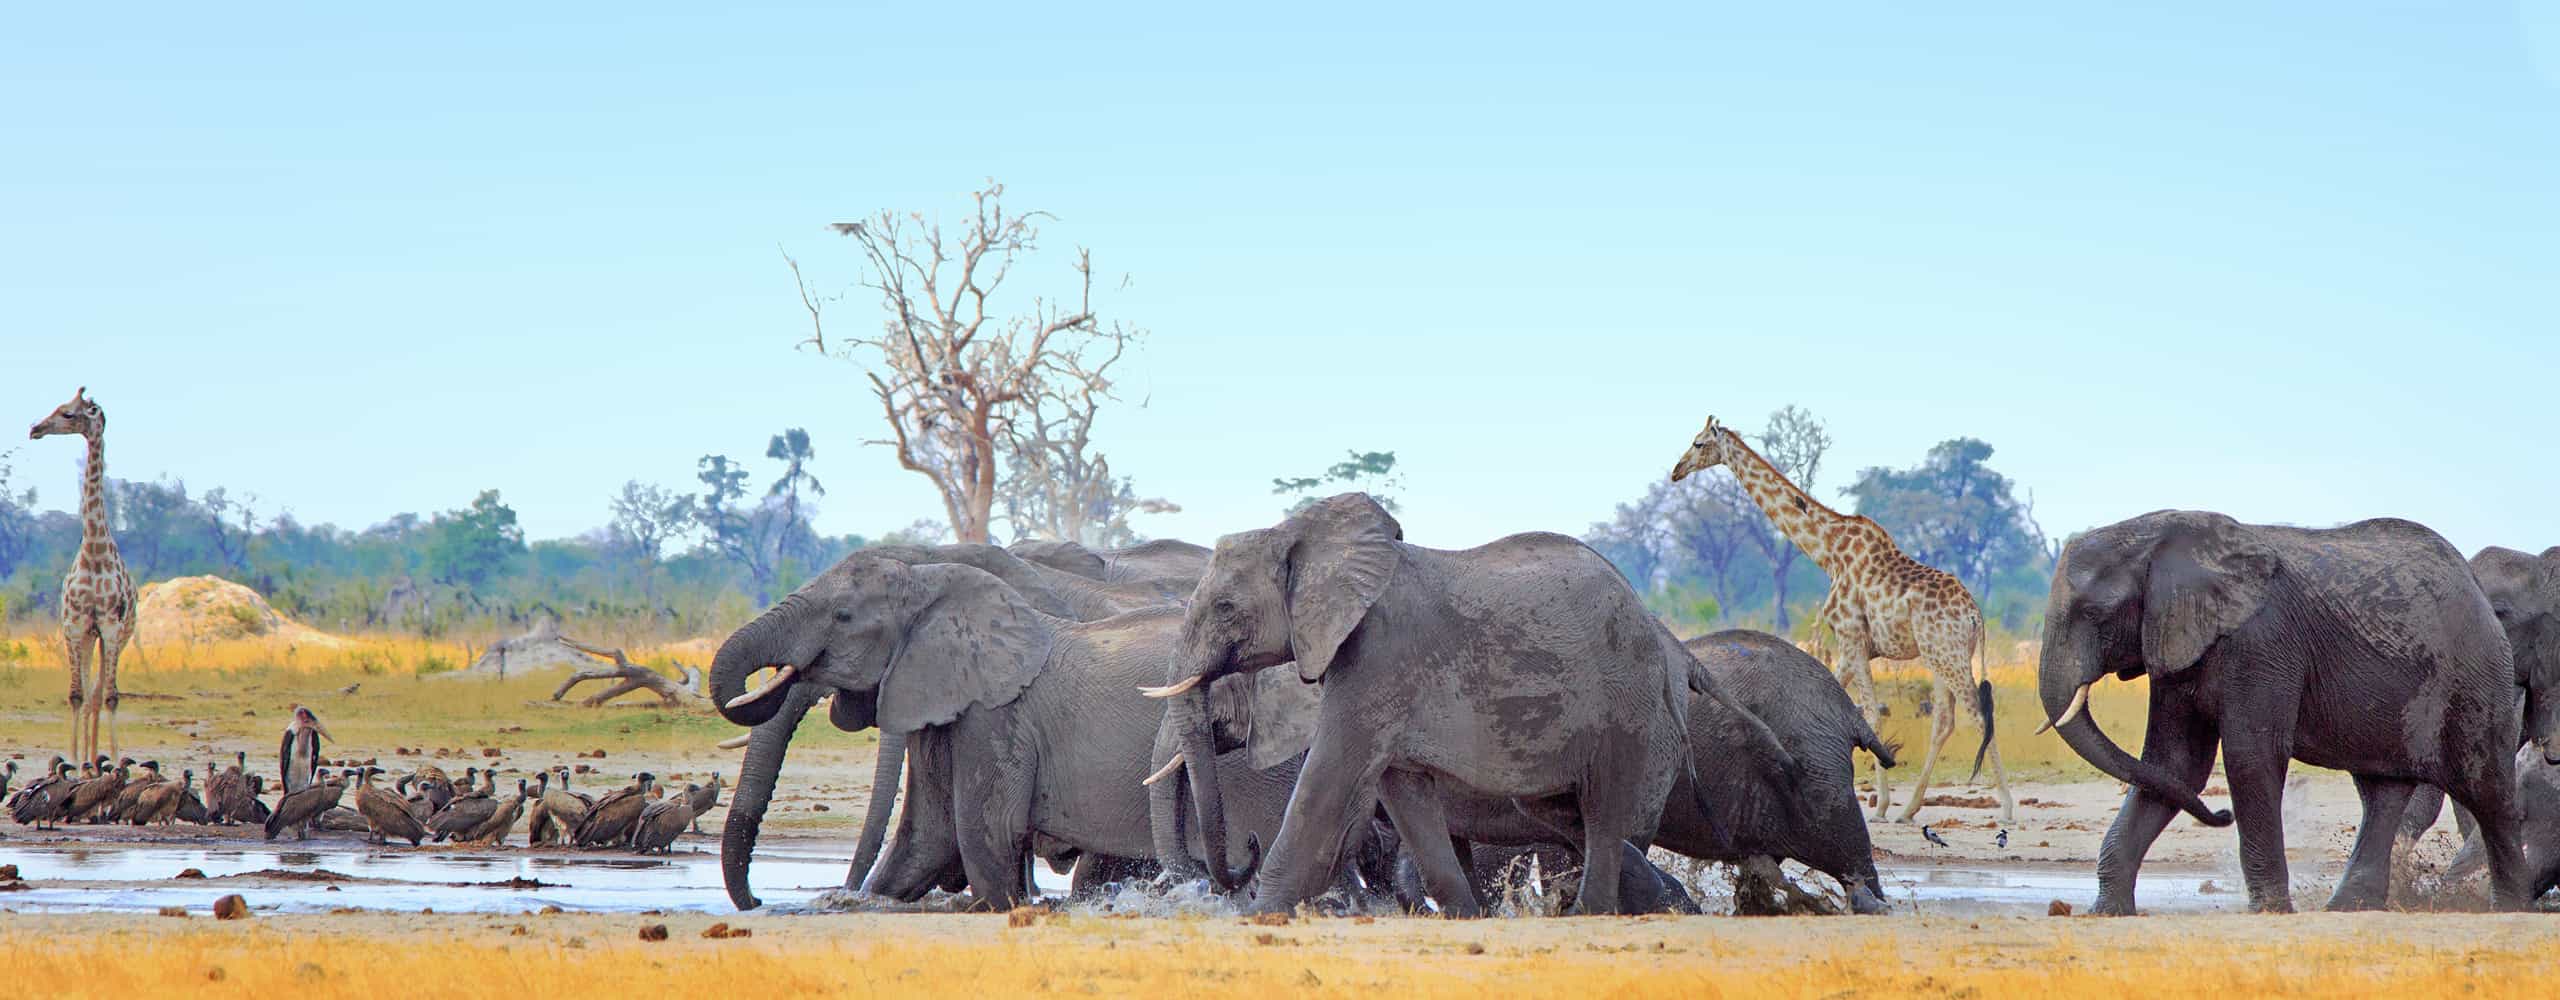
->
[1146,493,1700,916]
[712,555,1281,910]
[1011,538,1211,584]
[824,541,1192,890]
[2037,510,2533,914]
[1375,630,1887,915]
[2397,545,2560,851]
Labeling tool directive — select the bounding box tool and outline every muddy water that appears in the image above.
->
[0,844,852,914]
[0,839,2231,916]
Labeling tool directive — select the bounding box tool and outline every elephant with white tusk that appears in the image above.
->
[2040,510,2534,914]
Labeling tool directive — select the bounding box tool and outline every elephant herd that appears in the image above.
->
[713,495,2560,917]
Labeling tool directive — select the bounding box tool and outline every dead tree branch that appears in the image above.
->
[549,637,705,708]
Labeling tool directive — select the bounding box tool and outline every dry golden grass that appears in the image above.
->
[2,911,2552,999]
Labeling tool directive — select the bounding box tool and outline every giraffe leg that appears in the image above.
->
[1894,685,1960,824]
[64,631,93,764]
[98,625,128,766]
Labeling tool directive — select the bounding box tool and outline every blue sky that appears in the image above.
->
[5,4,2556,555]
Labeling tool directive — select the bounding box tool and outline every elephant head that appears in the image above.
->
[712,555,1050,909]
[2035,510,2244,828]
[2474,546,2560,764]
[1143,493,1401,890]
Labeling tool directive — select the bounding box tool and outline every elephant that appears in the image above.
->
[1011,538,1211,584]
[2396,545,2560,853]
[780,542,1192,896]
[2036,510,2533,914]
[2440,749,2560,903]
[712,554,1291,911]
[1147,493,1706,916]
[1371,630,1890,915]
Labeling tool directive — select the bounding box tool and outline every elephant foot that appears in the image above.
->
[2087,894,2138,917]
[1848,885,1892,915]
[2323,888,2388,913]
[2246,895,2296,915]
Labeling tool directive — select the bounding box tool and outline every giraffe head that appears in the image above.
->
[1669,415,1736,482]
[28,387,102,441]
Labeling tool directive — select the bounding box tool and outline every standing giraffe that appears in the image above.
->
[1672,415,2014,825]
[28,388,137,765]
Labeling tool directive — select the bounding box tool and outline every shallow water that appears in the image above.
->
[0,841,2225,916]
[0,843,854,914]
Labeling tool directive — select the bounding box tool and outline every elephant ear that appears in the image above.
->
[878,563,1056,733]
[2140,516,2275,677]
[829,689,878,732]
[1240,669,1322,770]
[1283,493,1404,683]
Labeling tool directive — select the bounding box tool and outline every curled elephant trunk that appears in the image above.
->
[721,682,822,910]
[2039,641,2230,827]
[711,598,803,728]
[1177,687,1256,891]
[845,733,905,891]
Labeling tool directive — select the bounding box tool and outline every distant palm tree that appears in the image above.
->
[765,428,824,559]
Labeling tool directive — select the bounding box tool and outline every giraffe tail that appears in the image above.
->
[1967,630,1994,784]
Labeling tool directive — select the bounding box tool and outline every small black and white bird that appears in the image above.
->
[1995,829,2009,849]
[1922,824,1951,848]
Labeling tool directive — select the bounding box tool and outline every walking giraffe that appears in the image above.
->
[28,388,137,765]
[1672,415,2014,824]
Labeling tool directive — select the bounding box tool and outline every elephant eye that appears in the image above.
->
[1212,598,1236,617]
[832,610,854,623]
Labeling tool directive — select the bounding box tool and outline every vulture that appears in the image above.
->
[571,772,655,847]
[265,768,348,841]
[354,767,426,846]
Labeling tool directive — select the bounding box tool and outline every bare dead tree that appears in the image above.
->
[549,637,705,708]
[999,333,1177,546]
[789,180,1134,544]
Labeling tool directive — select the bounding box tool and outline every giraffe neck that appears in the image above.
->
[78,430,110,549]
[1715,429,1856,577]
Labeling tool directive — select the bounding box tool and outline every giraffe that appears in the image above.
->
[1671,415,2014,825]
[28,387,137,766]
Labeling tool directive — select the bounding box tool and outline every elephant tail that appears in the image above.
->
[1966,631,1994,784]
[1853,717,1899,770]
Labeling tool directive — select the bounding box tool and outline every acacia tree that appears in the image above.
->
[998,345,1177,546]
[790,181,1139,544]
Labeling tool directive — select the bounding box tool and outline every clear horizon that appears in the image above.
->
[7,4,2557,558]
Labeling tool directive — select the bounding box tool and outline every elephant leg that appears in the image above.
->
[2328,774,2416,911]
[2396,784,2448,846]
[2220,731,2296,914]
[1377,769,1480,918]
[950,759,1031,911]
[1248,708,1390,915]
[1894,686,1960,824]
[2092,697,2218,916]
[2445,765,2530,911]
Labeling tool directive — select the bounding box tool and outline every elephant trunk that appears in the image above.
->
[1178,687,1254,890]
[1149,721,1205,880]
[721,682,821,910]
[2038,634,2231,827]
[711,597,802,728]
[845,733,906,890]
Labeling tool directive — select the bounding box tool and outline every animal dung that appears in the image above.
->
[0,865,18,881]
[638,923,670,942]
[157,906,188,917]
[1007,907,1042,928]
[702,922,751,939]
[482,748,501,758]
[213,894,249,919]
[174,867,206,879]
[2046,900,2073,917]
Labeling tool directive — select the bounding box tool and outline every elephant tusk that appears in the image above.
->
[1141,752,1185,787]
[724,665,799,710]
[714,732,752,750]
[2035,683,2092,735]
[1138,676,1201,699]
